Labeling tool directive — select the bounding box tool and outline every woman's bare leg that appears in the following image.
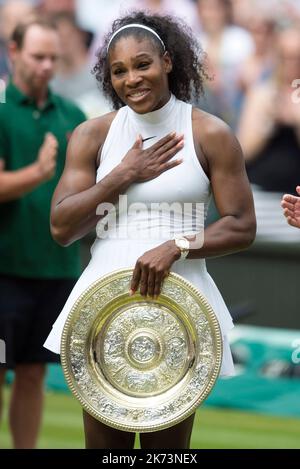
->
[83,410,135,449]
[140,413,195,449]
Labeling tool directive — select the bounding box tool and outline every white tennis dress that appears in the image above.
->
[44,94,234,376]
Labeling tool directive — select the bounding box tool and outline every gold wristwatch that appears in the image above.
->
[173,236,189,260]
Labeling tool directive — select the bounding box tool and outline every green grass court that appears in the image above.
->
[1,388,299,449]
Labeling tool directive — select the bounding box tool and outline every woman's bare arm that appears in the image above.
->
[50,113,116,245]
[189,109,256,257]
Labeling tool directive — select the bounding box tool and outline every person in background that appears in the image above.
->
[50,12,109,118]
[0,0,35,80]
[195,0,253,129]
[238,27,300,241]
[237,9,276,97]
[0,17,85,448]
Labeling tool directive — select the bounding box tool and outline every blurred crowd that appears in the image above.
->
[1,0,300,241]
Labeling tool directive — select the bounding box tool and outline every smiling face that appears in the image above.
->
[109,35,172,114]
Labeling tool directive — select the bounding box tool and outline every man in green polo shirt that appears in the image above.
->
[0,17,86,448]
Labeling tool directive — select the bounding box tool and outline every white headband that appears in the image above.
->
[107,23,166,53]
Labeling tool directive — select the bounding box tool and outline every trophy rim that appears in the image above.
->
[61,268,223,433]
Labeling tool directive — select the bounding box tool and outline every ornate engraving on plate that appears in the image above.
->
[61,269,222,433]
[129,335,158,363]
[96,304,190,397]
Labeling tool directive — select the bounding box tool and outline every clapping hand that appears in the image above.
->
[281,186,300,229]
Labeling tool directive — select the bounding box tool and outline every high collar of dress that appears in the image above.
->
[128,93,176,126]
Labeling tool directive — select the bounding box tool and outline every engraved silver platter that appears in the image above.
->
[61,268,222,433]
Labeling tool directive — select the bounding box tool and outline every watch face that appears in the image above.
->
[176,238,189,251]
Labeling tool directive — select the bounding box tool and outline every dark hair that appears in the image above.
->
[11,16,57,49]
[93,11,209,109]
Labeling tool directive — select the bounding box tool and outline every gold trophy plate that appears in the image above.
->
[61,268,222,432]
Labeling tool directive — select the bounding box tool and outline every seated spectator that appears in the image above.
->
[238,11,276,97]
[194,0,254,129]
[238,27,300,241]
